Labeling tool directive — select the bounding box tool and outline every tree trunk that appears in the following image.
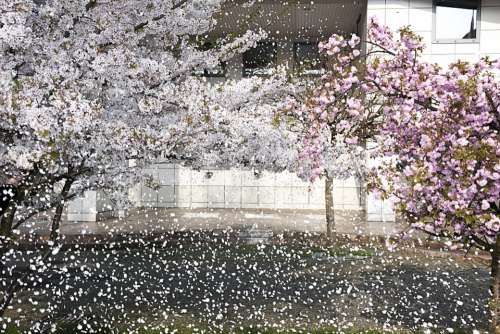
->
[491,236,500,333]
[324,173,336,241]
[0,204,17,237]
[0,179,73,317]
[49,178,74,242]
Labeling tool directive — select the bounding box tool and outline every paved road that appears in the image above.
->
[3,238,489,332]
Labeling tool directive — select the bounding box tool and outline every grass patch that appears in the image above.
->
[2,324,21,334]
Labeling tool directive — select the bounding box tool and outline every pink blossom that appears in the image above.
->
[477,179,488,187]
[345,136,358,144]
[456,137,469,146]
[419,134,432,149]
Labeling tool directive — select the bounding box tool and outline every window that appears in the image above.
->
[293,42,324,76]
[434,0,480,42]
[242,42,277,77]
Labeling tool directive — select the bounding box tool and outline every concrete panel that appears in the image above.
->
[291,187,309,204]
[385,9,409,31]
[206,170,225,186]
[128,183,142,206]
[191,185,208,203]
[343,177,359,188]
[415,31,432,49]
[308,186,325,206]
[258,187,275,205]
[455,43,480,54]
[275,186,292,205]
[275,171,293,186]
[482,6,500,30]
[386,0,410,9]
[141,202,156,208]
[343,187,361,206]
[431,43,456,55]
[480,31,500,53]
[207,185,225,203]
[158,186,175,203]
[66,197,82,214]
[257,171,276,187]
[383,200,396,214]
[225,202,242,209]
[141,187,157,202]
[191,170,209,186]
[409,7,432,31]
[158,168,175,185]
[242,186,259,204]
[331,188,344,205]
[225,186,242,204]
[242,171,275,187]
[308,202,325,210]
[311,177,324,189]
[241,171,259,186]
[290,174,309,187]
[224,170,242,186]
[175,186,191,204]
[175,166,191,185]
[367,194,383,213]
[367,9,386,24]
[368,0,389,10]
[420,53,434,62]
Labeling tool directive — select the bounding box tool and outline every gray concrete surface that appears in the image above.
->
[6,241,489,331]
[20,208,403,237]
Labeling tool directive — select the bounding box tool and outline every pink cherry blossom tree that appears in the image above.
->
[291,18,499,328]
[278,34,382,239]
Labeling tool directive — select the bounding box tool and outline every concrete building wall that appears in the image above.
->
[367,0,500,63]
[135,164,363,211]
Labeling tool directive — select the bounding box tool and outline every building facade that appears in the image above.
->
[66,0,500,223]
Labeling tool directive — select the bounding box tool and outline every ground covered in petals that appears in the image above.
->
[3,235,489,333]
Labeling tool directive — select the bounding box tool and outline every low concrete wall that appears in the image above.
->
[133,164,365,211]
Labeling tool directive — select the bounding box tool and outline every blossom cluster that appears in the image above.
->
[293,17,499,245]
[0,0,281,227]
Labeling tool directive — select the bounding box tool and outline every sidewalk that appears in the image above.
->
[20,208,403,237]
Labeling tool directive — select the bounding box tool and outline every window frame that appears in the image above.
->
[432,0,481,44]
[242,41,278,78]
